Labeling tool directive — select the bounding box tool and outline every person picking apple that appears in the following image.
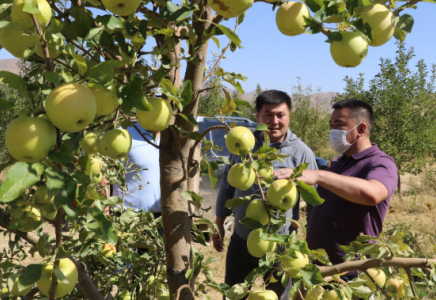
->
[274,99,398,280]
[212,90,318,300]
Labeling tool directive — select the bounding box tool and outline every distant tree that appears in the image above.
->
[335,42,436,192]
[288,78,331,153]
[252,84,263,103]
[198,58,224,117]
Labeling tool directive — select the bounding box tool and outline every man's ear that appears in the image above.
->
[358,122,367,135]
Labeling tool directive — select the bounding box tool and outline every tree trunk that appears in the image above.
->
[397,173,402,196]
[160,4,212,299]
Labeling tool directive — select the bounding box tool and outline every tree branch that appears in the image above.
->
[405,267,418,298]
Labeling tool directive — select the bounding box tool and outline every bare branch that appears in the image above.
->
[405,268,418,298]
[393,0,422,15]
[118,111,161,150]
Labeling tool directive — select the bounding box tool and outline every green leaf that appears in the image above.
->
[96,15,123,30]
[0,71,29,99]
[397,14,414,33]
[160,77,178,96]
[217,25,241,48]
[0,162,44,203]
[394,27,406,42]
[37,234,48,258]
[325,30,343,43]
[160,1,195,21]
[0,98,17,111]
[219,88,237,115]
[19,264,42,285]
[178,113,197,127]
[297,180,325,206]
[84,60,126,83]
[48,144,76,164]
[234,99,252,108]
[239,217,263,229]
[179,80,193,107]
[53,267,71,284]
[55,246,73,259]
[305,0,325,14]
[54,177,78,218]
[225,196,252,210]
[23,0,40,14]
[208,164,218,188]
[120,75,153,111]
[91,207,118,245]
[300,264,325,286]
[44,71,62,84]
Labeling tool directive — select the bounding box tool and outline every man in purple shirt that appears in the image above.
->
[275,99,398,266]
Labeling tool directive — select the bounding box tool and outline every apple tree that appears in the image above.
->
[0,0,435,299]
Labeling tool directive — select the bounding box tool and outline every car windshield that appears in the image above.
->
[210,128,230,157]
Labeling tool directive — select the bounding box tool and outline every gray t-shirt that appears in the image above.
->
[216,129,318,240]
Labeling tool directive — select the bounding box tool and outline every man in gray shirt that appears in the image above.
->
[212,90,318,300]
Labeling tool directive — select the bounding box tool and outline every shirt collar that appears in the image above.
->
[334,144,380,162]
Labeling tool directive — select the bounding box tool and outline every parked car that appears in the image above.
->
[196,115,328,219]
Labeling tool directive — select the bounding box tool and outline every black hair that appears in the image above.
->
[255,90,292,112]
[332,99,373,130]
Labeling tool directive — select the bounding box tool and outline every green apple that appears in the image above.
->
[9,274,32,296]
[276,2,310,36]
[118,290,131,300]
[385,278,406,298]
[84,157,103,182]
[257,163,274,179]
[330,31,369,68]
[136,97,173,131]
[358,4,395,47]
[35,33,63,58]
[101,0,142,16]
[1,287,8,295]
[281,250,309,278]
[225,126,255,155]
[101,129,132,159]
[5,116,56,162]
[11,203,42,232]
[207,0,254,18]
[88,83,119,116]
[324,290,348,300]
[247,228,276,258]
[246,199,270,226]
[247,288,278,300]
[228,163,256,191]
[80,132,100,154]
[101,243,117,258]
[306,286,324,300]
[266,179,298,212]
[11,0,52,28]
[45,83,97,133]
[0,22,39,58]
[96,133,107,155]
[37,258,79,298]
[360,268,386,291]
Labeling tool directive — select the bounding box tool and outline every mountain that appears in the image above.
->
[0,58,20,74]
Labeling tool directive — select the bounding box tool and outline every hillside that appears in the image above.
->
[0,58,20,74]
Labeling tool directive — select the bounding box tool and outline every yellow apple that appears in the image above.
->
[118,290,131,300]
[11,203,42,232]
[228,163,256,191]
[266,179,298,211]
[100,129,132,159]
[101,0,142,16]
[225,126,255,155]
[208,0,254,18]
[88,83,119,116]
[358,4,395,47]
[324,290,348,300]
[101,243,117,258]
[37,258,79,298]
[247,288,278,300]
[9,274,32,296]
[360,268,386,291]
[306,286,324,300]
[11,0,52,28]
[257,163,274,179]
[1,287,8,295]
[0,23,39,58]
[276,2,310,36]
[35,33,63,58]
[385,278,406,298]
[136,97,173,131]
[247,228,276,258]
[281,250,309,278]
[5,116,56,162]
[80,132,100,154]
[330,31,369,68]
[246,199,270,226]
[45,83,97,133]
[96,133,107,155]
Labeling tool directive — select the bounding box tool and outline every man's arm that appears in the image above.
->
[212,215,226,252]
[275,169,388,206]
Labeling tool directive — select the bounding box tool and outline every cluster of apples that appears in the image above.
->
[6,258,79,298]
[207,0,395,68]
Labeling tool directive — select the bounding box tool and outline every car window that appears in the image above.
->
[210,128,230,157]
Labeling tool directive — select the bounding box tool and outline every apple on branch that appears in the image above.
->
[88,83,120,116]
[101,243,117,258]
[385,277,407,298]
[266,179,298,212]
[305,286,324,300]
[280,250,309,278]
[359,268,386,291]
[11,203,42,232]
[11,0,52,29]
[101,0,142,16]
[136,97,173,132]
[45,83,97,133]
[80,132,100,155]
[246,228,276,258]
[330,31,369,68]
[100,129,132,160]
[37,258,79,298]
[207,0,254,19]
[247,288,278,300]
[276,2,310,36]
[246,199,270,226]
[5,115,56,162]
[225,126,255,155]
[324,290,349,300]
[357,4,395,47]
[228,163,256,191]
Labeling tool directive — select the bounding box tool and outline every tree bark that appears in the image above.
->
[160,4,213,299]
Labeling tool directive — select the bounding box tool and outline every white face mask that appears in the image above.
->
[329,123,361,154]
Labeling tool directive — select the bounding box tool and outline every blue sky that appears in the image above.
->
[1,1,434,95]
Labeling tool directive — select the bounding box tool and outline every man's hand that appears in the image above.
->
[212,216,226,252]
[273,168,294,179]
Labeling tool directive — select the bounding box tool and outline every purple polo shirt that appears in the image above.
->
[306,144,398,265]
